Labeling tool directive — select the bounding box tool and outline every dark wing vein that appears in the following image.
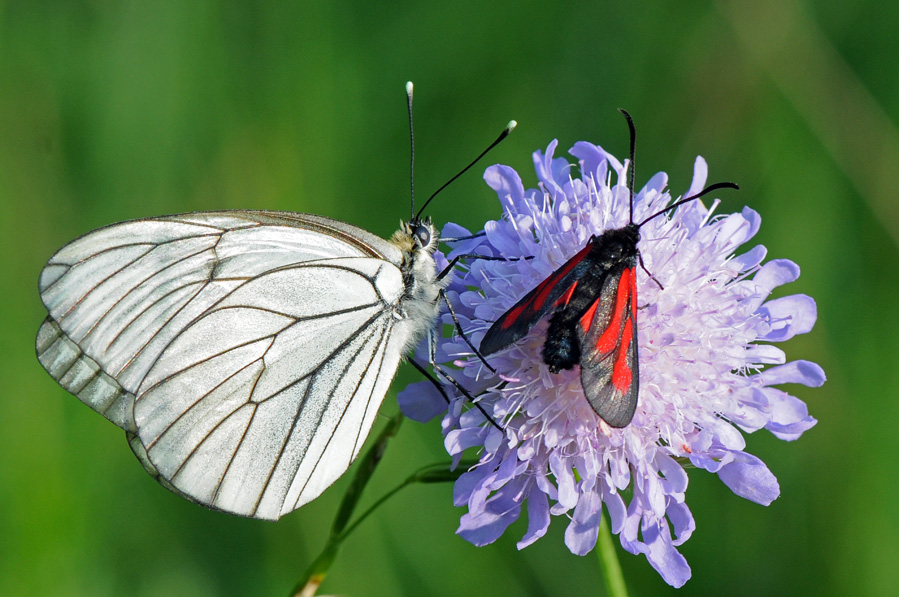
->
[48,230,222,310]
[134,301,381,398]
[292,322,391,508]
[83,238,222,342]
[147,339,275,454]
[251,320,386,516]
[113,279,214,379]
[127,263,386,395]
[106,278,207,353]
[54,245,156,320]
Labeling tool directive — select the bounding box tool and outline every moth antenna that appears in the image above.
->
[406,81,416,221]
[638,181,740,228]
[416,120,517,220]
[619,109,637,224]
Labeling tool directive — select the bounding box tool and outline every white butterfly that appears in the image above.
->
[36,210,446,520]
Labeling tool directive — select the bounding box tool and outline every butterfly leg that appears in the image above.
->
[440,230,486,242]
[408,358,453,405]
[421,328,502,430]
[436,254,533,282]
[437,289,496,373]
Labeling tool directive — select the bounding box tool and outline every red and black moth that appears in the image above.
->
[479,111,738,428]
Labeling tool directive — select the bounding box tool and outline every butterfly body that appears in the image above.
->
[36,210,444,520]
[480,223,640,428]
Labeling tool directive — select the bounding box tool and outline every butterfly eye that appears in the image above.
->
[413,224,431,247]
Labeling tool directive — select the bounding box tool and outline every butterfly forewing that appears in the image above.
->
[36,211,413,520]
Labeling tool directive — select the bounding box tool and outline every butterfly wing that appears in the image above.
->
[576,264,639,428]
[36,211,411,520]
[480,242,594,355]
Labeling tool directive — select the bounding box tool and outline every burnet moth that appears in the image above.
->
[479,111,739,428]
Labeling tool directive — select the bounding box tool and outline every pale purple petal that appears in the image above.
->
[453,467,488,507]
[397,381,447,423]
[755,360,827,387]
[564,489,603,555]
[740,207,762,242]
[666,501,695,546]
[533,140,570,190]
[483,219,525,256]
[604,492,628,535]
[550,452,578,509]
[642,171,668,196]
[684,155,708,199]
[442,223,484,259]
[445,427,489,455]
[752,259,801,298]
[457,485,523,546]
[518,485,550,549]
[656,454,689,494]
[718,451,780,505]
[570,141,623,179]
[763,387,818,440]
[732,244,767,271]
[484,164,527,214]
[642,518,692,588]
[758,294,818,341]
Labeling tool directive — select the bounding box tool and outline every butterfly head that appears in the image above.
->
[394,217,440,256]
[391,217,445,336]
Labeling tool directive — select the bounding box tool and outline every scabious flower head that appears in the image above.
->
[398,139,825,587]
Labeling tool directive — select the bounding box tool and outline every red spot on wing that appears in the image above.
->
[499,303,528,329]
[558,280,579,308]
[532,244,592,310]
[594,267,634,355]
[611,317,634,393]
[499,243,592,330]
[579,297,598,334]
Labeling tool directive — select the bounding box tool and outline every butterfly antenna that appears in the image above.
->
[638,181,740,227]
[619,109,637,224]
[415,120,517,220]
[407,81,416,221]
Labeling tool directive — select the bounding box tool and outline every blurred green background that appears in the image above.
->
[2,1,896,595]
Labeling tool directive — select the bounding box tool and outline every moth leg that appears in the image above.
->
[638,252,664,290]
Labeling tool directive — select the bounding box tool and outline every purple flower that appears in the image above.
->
[399,140,824,587]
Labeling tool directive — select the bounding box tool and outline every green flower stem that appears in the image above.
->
[291,412,404,597]
[337,460,477,541]
[291,543,339,597]
[330,412,405,537]
[596,511,628,597]
[290,407,475,597]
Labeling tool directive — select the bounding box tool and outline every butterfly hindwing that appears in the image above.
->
[576,264,639,427]
[36,211,412,520]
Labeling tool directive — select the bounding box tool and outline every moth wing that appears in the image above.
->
[36,211,408,519]
[480,243,593,355]
[577,265,639,428]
